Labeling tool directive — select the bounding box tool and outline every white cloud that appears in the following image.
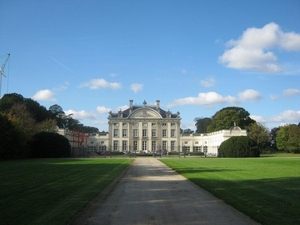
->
[64,109,96,120]
[238,89,262,102]
[80,78,121,90]
[270,94,280,100]
[251,115,266,123]
[96,106,111,114]
[130,83,144,93]
[200,77,216,87]
[282,88,300,97]
[117,105,129,111]
[167,92,237,108]
[269,110,300,124]
[110,73,117,77]
[219,22,300,73]
[32,89,56,101]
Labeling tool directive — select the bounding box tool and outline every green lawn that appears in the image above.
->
[160,155,300,225]
[0,158,133,225]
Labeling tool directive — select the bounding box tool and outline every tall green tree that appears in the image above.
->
[0,93,24,112]
[194,117,212,133]
[269,127,280,149]
[247,123,270,148]
[207,107,255,132]
[276,124,300,153]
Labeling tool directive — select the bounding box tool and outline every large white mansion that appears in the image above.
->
[59,100,247,156]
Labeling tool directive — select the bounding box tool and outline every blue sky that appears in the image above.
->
[1,0,300,131]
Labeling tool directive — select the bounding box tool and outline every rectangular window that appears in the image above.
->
[142,141,147,151]
[171,129,175,137]
[152,123,156,127]
[113,141,118,151]
[142,123,147,127]
[122,122,127,126]
[193,146,201,152]
[133,129,138,137]
[122,141,127,151]
[171,123,175,126]
[162,129,167,137]
[152,129,157,137]
[152,141,156,151]
[171,141,175,151]
[133,122,138,127]
[133,141,138,151]
[113,129,119,137]
[162,141,167,150]
[99,145,106,152]
[122,129,127,137]
[142,129,147,137]
[162,123,167,126]
[182,146,190,152]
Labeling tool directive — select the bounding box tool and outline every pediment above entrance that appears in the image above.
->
[129,108,162,119]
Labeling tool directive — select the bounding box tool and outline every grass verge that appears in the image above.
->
[0,158,133,225]
[160,155,300,225]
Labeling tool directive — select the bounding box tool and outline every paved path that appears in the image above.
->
[70,158,259,225]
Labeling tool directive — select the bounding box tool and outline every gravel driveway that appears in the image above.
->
[70,158,259,225]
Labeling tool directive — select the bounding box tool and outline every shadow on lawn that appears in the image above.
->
[187,176,300,225]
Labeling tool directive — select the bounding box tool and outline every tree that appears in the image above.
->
[218,136,260,157]
[24,98,50,122]
[207,107,255,132]
[6,103,37,155]
[194,117,212,133]
[30,132,71,158]
[276,124,300,153]
[0,93,24,113]
[247,122,270,148]
[0,113,22,158]
[269,127,280,149]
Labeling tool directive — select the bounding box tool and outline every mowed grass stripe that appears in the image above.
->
[0,158,133,225]
[160,156,300,225]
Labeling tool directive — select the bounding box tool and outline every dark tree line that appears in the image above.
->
[0,93,99,158]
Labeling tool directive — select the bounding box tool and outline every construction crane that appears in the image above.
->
[0,53,10,98]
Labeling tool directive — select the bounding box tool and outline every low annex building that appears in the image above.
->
[60,100,247,156]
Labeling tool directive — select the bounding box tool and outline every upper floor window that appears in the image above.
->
[122,129,128,137]
[142,129,147,137]
[152,129,157,137]
[133,129,138,137]
[162,129,167,137]
[113,129,119,137]
[162,123,167,126]
[171,129,175,137]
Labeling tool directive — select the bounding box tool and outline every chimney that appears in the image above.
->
[129,100,133,109]
[156,100,160,110]
[129,100,133,114]
[156,100,160,113]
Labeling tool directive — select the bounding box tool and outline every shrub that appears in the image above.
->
[218,136,260,157]
[0,114,23,159]
[30,132,71,158]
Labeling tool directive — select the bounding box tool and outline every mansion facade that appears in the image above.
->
[59,100,247,156]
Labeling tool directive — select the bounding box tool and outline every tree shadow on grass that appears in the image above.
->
[188,176,300,225]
